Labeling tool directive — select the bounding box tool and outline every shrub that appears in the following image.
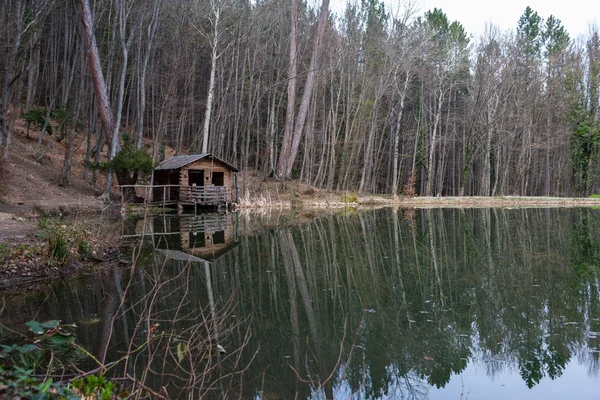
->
[0,243,8,262]
[47,229,69,262]
[403,169,418,197]
[20,108,53,136]
[72,375,120,399]
[77,239,91,260]
[37,220,73,264]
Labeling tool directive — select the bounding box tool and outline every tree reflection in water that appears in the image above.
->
[2,208,600,399]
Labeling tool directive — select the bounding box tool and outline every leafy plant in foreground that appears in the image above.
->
[1,320,125,399]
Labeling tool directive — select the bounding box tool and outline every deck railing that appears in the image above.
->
[118,184,230,206]
[179,185,228,204]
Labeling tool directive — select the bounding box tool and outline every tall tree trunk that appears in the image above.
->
[359,98,380,193]
[78,0,114,157]
[274,0,299,179]
[282,0,330,179]
[136,0,161,150]
[104,0,135,197]
[392,72,410,197]
[0,0,24,157]
[201,1,221,154]
[59,43,85,186]
[426,85,444,196]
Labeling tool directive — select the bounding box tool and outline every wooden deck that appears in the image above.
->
[119,184,233,208]
[179,186,228,205]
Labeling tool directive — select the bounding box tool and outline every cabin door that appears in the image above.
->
[169,171,180,200]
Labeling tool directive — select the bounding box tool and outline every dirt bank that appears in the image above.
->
[0,212,120,294]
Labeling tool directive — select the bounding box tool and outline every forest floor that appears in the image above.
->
[0,117,108,245]
[0,119,119,292]
[0,118,109,206]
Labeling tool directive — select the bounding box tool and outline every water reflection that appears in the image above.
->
[124,213,240,262]
[3,208,600,398]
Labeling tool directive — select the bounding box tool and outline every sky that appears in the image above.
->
[329,0,599,40]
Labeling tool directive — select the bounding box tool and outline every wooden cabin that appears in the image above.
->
[151,154,239,209]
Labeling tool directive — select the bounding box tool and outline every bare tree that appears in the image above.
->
[276,0,330,179]
[78,0,114,159]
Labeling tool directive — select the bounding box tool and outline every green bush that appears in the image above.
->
[91,133,153,177]
[20,108,53,135]
[0,366,79,399]
[0,243,8,261]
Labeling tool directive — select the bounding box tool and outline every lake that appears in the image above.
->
[2,207,600,399]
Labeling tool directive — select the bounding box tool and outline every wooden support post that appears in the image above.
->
[234,173,238,204]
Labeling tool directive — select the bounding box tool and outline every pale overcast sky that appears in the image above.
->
[330,0,599,39]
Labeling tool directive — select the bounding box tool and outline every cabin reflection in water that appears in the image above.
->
[139,213,239,262]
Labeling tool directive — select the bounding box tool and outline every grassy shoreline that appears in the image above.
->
[0,211,119,293]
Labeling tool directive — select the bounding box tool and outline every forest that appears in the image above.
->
[1,0,600,197]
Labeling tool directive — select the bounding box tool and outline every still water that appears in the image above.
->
[3,207,600,399]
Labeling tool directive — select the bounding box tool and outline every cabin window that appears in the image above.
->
[189,231,206,249]
[212,230,225,244]
[188,170,204,186]
[212,172,224,186]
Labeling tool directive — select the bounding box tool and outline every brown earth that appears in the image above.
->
[0,117,121,292]
[0,212,35,244]
[0,114,112,235]
[0,118,110,210]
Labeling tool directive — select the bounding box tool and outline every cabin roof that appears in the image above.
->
[155,154,239,172]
